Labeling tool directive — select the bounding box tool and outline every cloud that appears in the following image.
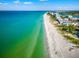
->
[13,1,33,5]
[13,0,20,4]
[23,2,33,4]
[40,0,48,2]
[0,2,8,5]
[0,2,2,4]
[4,3,8,5]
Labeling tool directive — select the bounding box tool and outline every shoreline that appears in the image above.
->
[43,19,51,58]
[43,13,79,58]
[43,13,58,57]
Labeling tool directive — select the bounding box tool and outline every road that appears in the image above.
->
[44,13,79,58]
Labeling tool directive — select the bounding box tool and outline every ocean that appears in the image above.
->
[0,11,48,58]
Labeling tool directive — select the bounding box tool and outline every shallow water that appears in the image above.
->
[0,11,48,58]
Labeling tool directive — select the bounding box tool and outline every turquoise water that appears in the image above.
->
[0,11,47,58]
[73,15,79,18]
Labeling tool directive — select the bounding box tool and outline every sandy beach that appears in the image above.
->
[43,13,79,58]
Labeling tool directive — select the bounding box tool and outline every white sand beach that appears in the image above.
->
[43,13,79,58]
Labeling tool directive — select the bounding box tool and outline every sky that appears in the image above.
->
[0,0,79,10]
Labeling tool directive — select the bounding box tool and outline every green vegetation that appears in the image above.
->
[61,24,76,34]
[59,24,79,45]
[47,12,56,21]
[64,35,79,45]
[60,16,64,19]
[59,11,79,16]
